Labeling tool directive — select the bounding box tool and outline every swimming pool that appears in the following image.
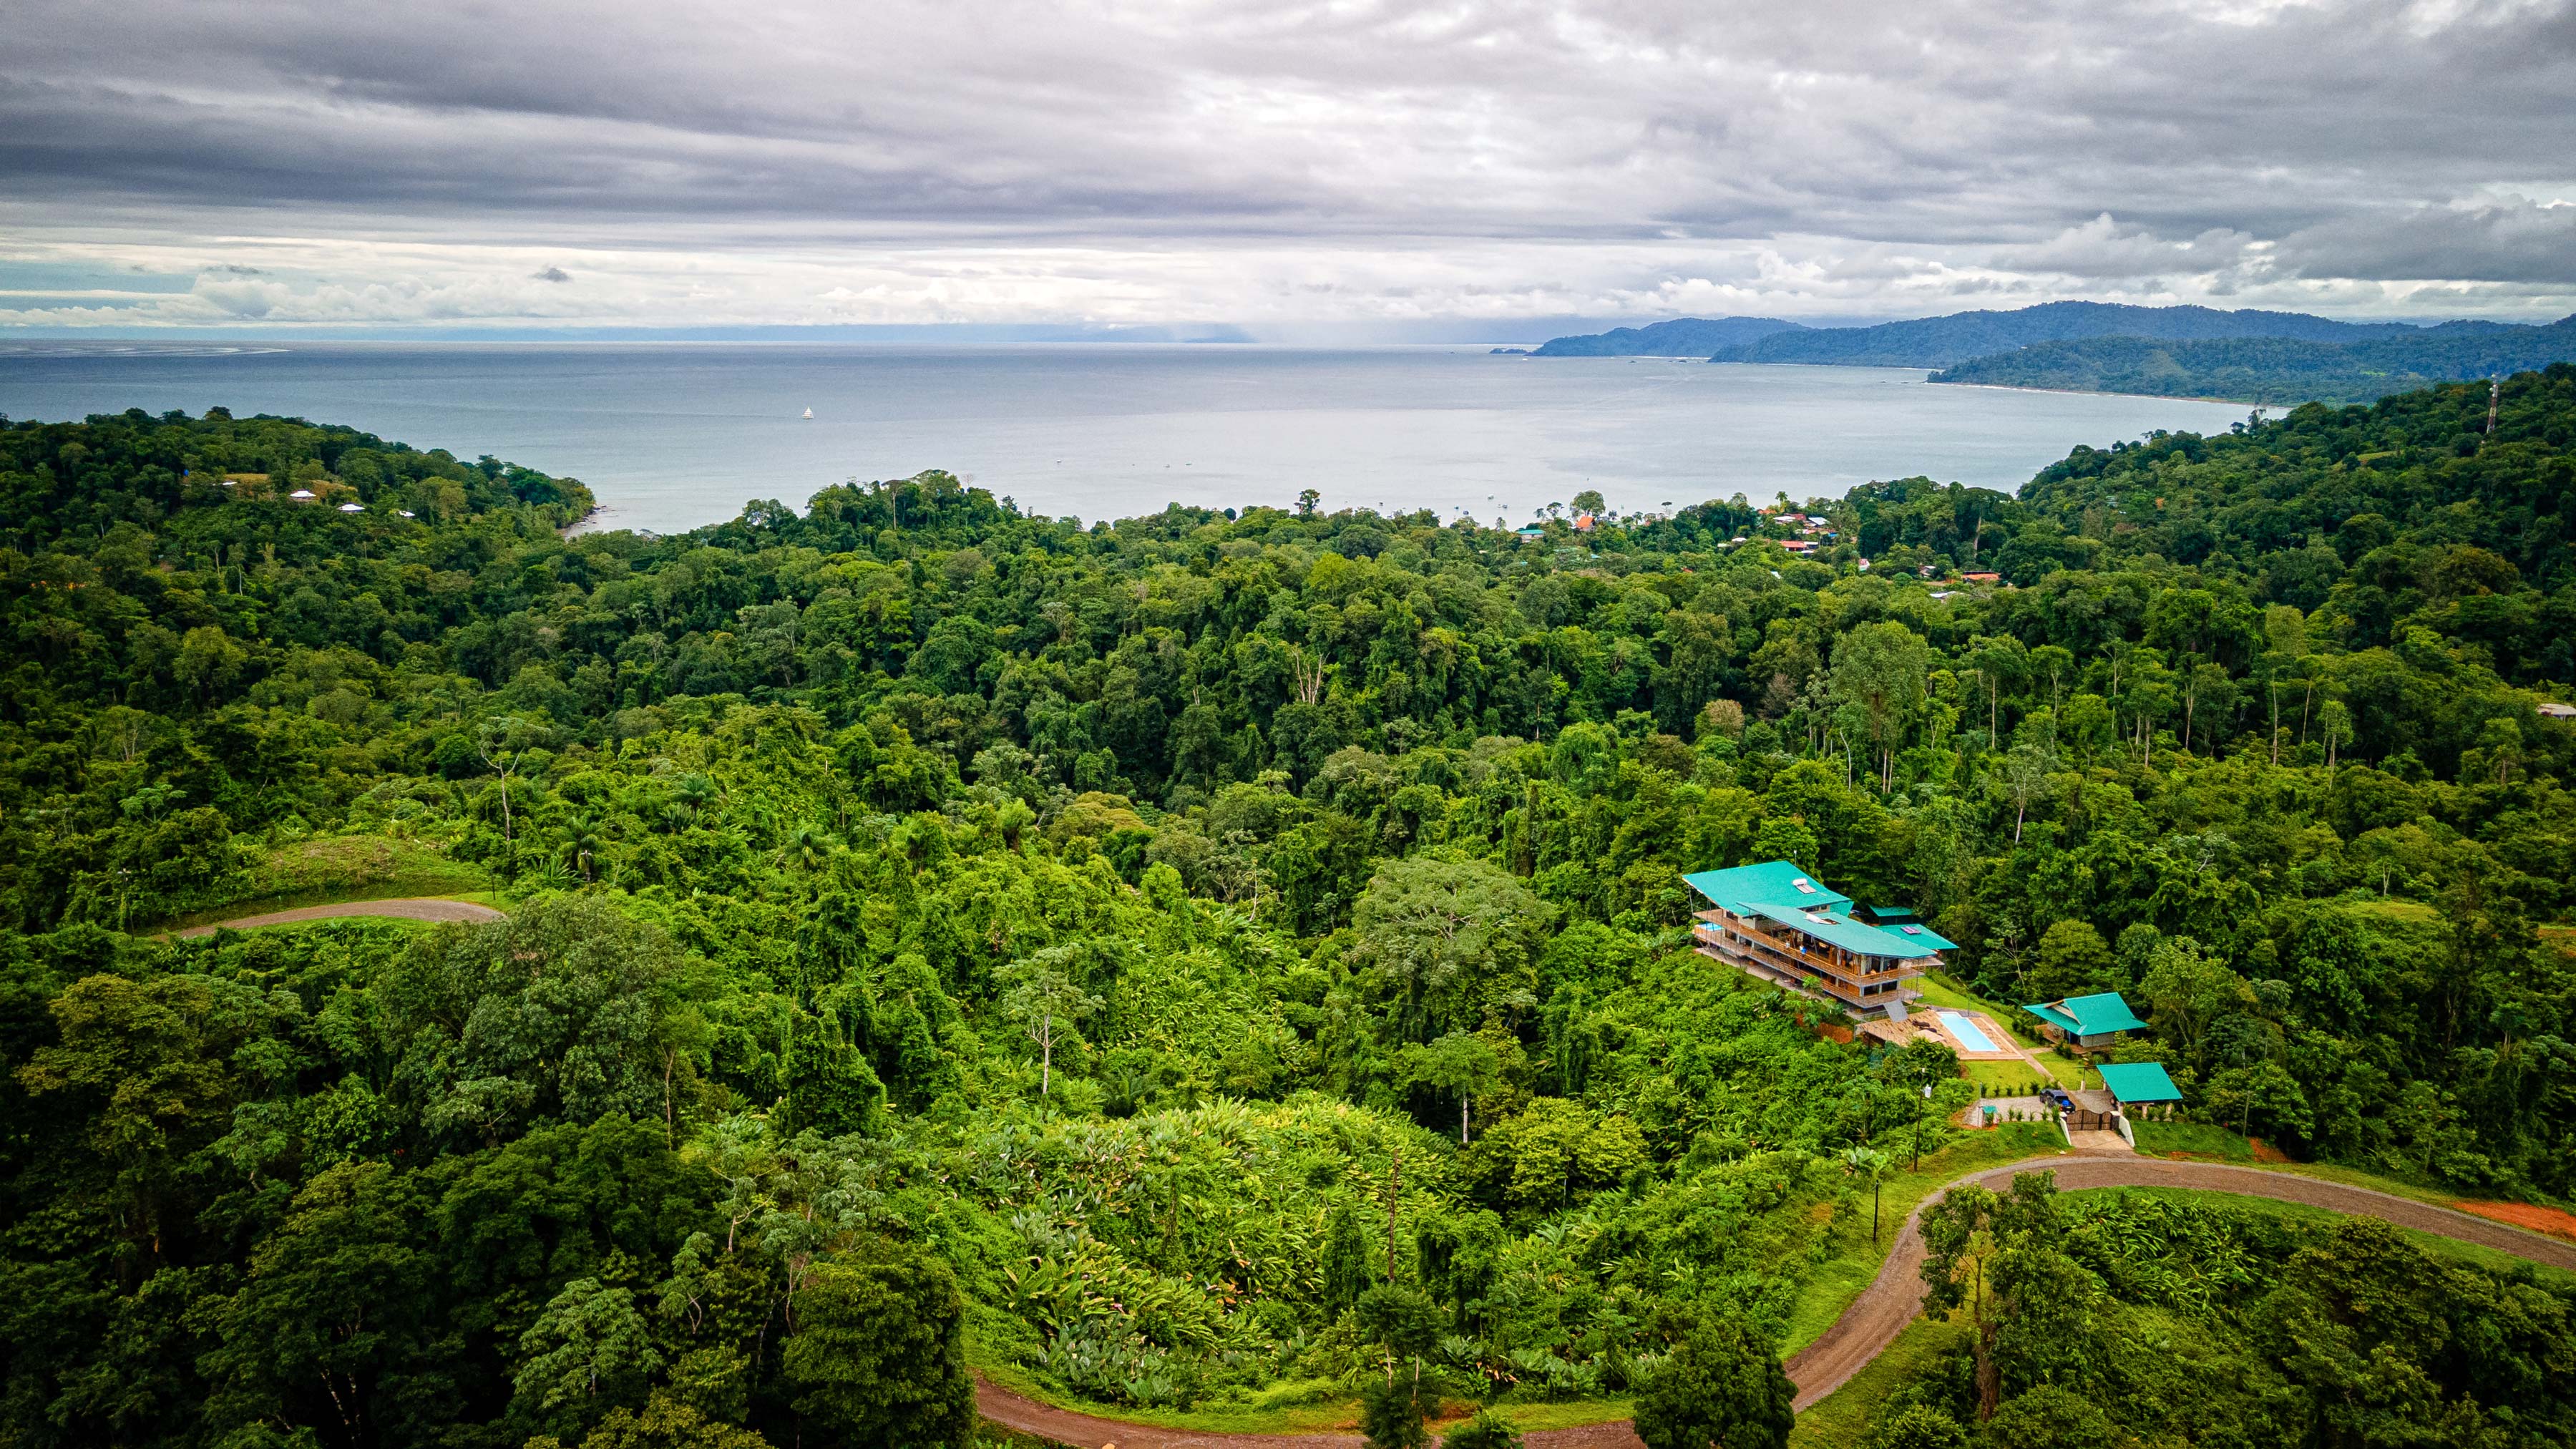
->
[1940,1010,2000,1053]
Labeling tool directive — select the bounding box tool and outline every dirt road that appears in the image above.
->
[977,1151,2576,1445]
[170,897,503,937]
[1780,1153,2576,1410]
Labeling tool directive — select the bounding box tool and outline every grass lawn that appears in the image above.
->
[2127,1125,2536,1215]
[1485,1400,1638,1432]
[2058,1186,2576,1282]
[1780,1123,2067,1355]
[1962,1060,2059,1096]
[2342,897,2441,927]
[1788,1316,1970,1449]
[2132,1121,2255,1161]
[1909,974,2083,1088]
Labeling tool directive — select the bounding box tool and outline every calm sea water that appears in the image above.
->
[0,342,2258,535]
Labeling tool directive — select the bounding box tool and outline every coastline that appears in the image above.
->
[1926,376,2291,409]
[1674,356,2301,408]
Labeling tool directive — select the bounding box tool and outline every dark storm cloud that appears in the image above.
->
[3,0,2572,323]
[2278,201,2576,286]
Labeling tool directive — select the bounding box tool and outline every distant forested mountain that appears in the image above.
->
[1931,315,2576,404]
[1526,315,1804,356]
[1705,301,2427,369]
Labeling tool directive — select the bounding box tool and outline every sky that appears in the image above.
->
[4,0,2574,336]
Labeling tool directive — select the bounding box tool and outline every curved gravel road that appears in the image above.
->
[973,1151,2576,1448]
[1780,1152,2576,1410]
[170,897,504,937]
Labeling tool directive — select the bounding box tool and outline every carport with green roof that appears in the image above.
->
[2097,1062,2183,1106]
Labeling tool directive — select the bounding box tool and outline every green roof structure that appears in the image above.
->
[2022,992,2148,1038]
[2097,1063,2183,1103]
[1879,919,1960,951]
[1682,862,1951,960]
[1681,862,1851,913]
[1735,899,1943,960]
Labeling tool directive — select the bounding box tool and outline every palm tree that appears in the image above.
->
[781,824,835,872]
[672,772,719,822]
[554,812,605,882]
[1839,1146,1891,1244]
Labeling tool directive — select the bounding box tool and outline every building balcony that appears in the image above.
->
[1692,919,1926,986]
[1693,935,1921,1017]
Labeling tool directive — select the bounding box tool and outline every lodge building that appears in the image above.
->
[1682,860,1955,1020]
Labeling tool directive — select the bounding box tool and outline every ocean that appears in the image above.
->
[0,342,2260,535]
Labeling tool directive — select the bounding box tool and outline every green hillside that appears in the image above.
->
[1527,316,1805,357]
[1932,316,2576,403]
[1703,301,2424,369]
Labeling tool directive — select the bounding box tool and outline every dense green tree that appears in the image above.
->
[1631,1314,1795,1449]
[1918,1173,2067,1420]
[511,1278,663,1443]
[1358,1372,1430,1449]
[779,1243,975,1449]
[1400,1030,1503,1143]
[1831,619,1932,791]
[1323,1203,1376,1313]
[1352,857,1550,1044]
[992,944,1103,1097]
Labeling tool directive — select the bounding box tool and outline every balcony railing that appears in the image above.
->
[1694,935,1921,1012]
[1693,919,1924,985]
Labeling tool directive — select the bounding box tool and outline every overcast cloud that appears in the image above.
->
[3,0,2573,331]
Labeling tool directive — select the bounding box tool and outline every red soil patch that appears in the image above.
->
[2451,1198,2576,1244]
[2249,1138,2293,1164]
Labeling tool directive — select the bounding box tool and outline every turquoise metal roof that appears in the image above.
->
[1875,918,1959,951]
[1737,899,1943,960]
[1681,861,1850,913]
[2021,991,2147,1037]
[2097,1062,2182,1103]
[1684,862,1941,961]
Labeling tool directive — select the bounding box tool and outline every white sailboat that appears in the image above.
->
[802,407,814,419]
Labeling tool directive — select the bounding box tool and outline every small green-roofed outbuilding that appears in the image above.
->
[2097,1062,2183,1104]
[2022,991,2147,1045]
